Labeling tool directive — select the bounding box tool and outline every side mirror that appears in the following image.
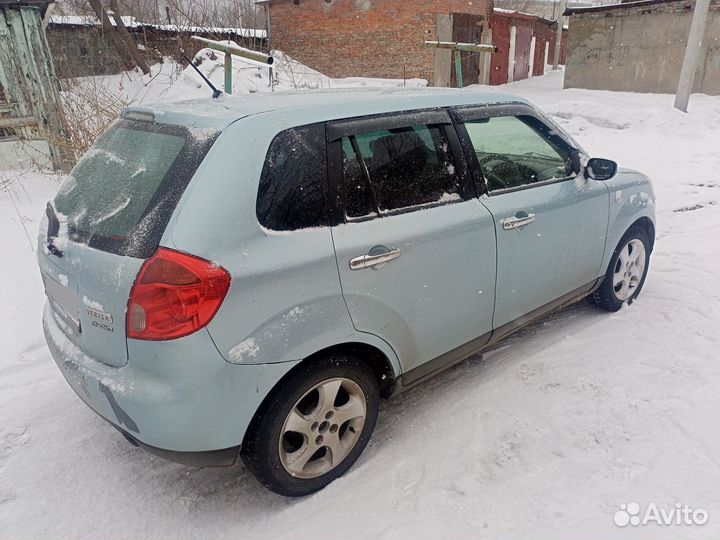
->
[585,158,618,181]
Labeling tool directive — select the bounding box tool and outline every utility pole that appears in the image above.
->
[674,0,711,112]
[553,0,566,70]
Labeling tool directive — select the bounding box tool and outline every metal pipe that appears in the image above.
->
[224,52,232,94]
[454,50,464,88]
[191,36,274,65]
[424,40,497,53]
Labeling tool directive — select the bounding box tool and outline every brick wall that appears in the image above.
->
[268,0,493,83]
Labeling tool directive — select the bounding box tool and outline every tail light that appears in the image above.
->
[127,248,231,340]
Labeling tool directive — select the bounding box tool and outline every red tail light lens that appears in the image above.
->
[127,248,231,340]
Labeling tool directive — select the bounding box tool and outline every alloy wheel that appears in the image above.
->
[613,238,646,301]
[278,377,367,479]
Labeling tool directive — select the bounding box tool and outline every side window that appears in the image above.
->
[256,124,331,231]
[463,116,573,192]
[341,124,461,217]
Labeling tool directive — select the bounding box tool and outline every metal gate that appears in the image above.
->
[451,13,483,86]
[513,25,533,82]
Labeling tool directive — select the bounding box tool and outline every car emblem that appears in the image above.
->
[86,306,113,325]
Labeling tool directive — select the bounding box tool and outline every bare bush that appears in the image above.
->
[55,76,130,161]
[54,63,182,161]
[48,0,266,164]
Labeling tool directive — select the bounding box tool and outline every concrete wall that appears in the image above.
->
[268,0,493,84]
[433,13,454,86]
[565,0,720,94]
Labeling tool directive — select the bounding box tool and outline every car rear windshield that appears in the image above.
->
[53,118,217,258]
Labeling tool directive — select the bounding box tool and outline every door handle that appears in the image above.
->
[350,248,401,270]
[502,212,536,230]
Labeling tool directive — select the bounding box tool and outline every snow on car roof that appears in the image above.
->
[123,87,529,130]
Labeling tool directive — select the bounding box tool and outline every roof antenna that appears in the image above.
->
[166,5,222,98]
[182,53,223,99]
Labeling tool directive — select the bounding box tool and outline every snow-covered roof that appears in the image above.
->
[494,7,536,16]
[50,14,135,26]
[493,7,557,24]
[125,87,529,131]
[48,15,266,38]
[142,22,265,38]
[564,0,690,15]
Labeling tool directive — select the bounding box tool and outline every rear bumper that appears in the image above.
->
[43,301,300,457]
[118,428,239,467]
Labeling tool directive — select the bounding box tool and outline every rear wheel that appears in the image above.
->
[592,226,651,312]
[241,355,379,496]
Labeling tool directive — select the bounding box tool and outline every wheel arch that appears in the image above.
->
[301,342,398,397]
[241,340,397,450]
[630,216,655,251]
[601,209,656,276]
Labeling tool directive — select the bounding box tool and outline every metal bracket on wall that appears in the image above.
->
[190,36,275,95]
[424,40,497,88]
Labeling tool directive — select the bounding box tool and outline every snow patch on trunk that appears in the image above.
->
[228,337,260,363]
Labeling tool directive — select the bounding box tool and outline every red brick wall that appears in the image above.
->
[268,0,493,81]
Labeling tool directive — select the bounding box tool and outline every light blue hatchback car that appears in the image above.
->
[38,88,655,496]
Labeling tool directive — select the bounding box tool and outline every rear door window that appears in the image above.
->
[53,119,216,258]
[341,124,461,217]
[256,123,332,231]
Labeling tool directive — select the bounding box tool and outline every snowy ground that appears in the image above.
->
[2,71,720,539]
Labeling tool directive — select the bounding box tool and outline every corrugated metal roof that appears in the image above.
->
[48,14,267,38]
[565,0,693,15]
[493,7,557,25]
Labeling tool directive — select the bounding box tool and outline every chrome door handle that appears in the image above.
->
[349,248,401,270]
[503,212,536,230]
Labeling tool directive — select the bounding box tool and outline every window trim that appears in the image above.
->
[348,134,380,217]
[326,108,475,222]
[449,103,582,196]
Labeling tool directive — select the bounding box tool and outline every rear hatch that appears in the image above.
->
[39,116,217,367]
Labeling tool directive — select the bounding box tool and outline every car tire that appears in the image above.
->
[241,354,380,497]
[592,226,651,312]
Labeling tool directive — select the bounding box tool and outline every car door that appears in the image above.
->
[452,104,610,332]
[328,110,497,381]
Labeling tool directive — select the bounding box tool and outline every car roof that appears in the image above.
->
[122,87,531,131]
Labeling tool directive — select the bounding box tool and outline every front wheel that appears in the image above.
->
[241,355,379,496]
[592,226,651,312]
